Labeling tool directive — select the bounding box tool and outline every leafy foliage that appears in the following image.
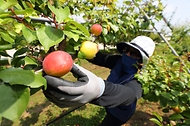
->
[4,0,190,125]
[135,52,190,125]
[170,24,190,55]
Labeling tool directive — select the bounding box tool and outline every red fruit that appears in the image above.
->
[43,51,73,77]
[90,24,102,36]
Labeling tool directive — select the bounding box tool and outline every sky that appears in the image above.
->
[161,0,190,25]
[117,0,190,31]
[156,0,190,32]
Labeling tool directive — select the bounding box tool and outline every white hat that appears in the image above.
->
[116,36,155,66]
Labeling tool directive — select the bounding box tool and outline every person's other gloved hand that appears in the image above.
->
[43,64,105,108]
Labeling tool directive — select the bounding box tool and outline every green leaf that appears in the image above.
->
[0,59,9,66]
[24,56,38,65]
[161,92,173,100]
[65,44,75,54]
[69,21,90,37]
[0,0,17,13]
[0,68,34,85]
[14,8,37,17]
[149,118,162,126]
[0,32,14,43]
[124,1,132,5]
[181,110,190,118]
[169,113,184,120]
[31,73,47,89]
[159,97,168,107]
[108,22,119,32]
[14,22,23,34]
[36,26,64,51]
[71,29,84,35]
[0,44,13,50]
[184,119,190,124]
[63,31,79,42]
[0,12,10,18]
[77,51,86,59]
[23,64,37,70]
[11,56,25,67]
[152,112,163,122]
[0,84,30,121]
[0,51,12,57]
[13,47,28,58]
[171,90,181,96]
[56,6,70,23]
[22,25,37,43]
[0,68,46,88]
[48,3,70,23]
[143,92,159,102]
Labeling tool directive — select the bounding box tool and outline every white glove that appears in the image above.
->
[43,64,105,108]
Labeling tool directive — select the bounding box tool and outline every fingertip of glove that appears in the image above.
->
[44,75,57,79]
[43,75,51,80]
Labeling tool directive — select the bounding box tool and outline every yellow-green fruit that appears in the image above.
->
[80,41,99,59]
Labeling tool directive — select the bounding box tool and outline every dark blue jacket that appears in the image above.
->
[90,52,142,122]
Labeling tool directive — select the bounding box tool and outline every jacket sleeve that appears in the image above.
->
[90,79,142,108]
[88,51,121,69]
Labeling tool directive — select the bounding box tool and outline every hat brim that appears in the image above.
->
[116,42,148,63]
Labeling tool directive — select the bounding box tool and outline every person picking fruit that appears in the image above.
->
[43,36,155,126]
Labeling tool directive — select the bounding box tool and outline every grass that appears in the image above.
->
[0,59,171,126]
[51,104,106,126]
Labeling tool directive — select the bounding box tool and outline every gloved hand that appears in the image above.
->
[43,64,105,108]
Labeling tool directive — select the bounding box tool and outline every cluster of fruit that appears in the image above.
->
[43,24,102,77]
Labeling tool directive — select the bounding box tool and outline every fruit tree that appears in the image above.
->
[2,0,190,126]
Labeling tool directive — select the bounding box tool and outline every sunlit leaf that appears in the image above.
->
[152,112,163,122]
[22,25,37,43]
[69,21,90,37]
[24,56,38,65]
[108,22,119,32]
[63,31,79,42]
[0,0,17,13]
[14,23,23,34]
[36,26,64,51]
[150,118,162,126]
[48,3,70,23]
[0,32,14,43]
[0,44,13,51]
[30,73,47,89]
[77,51,86,59]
